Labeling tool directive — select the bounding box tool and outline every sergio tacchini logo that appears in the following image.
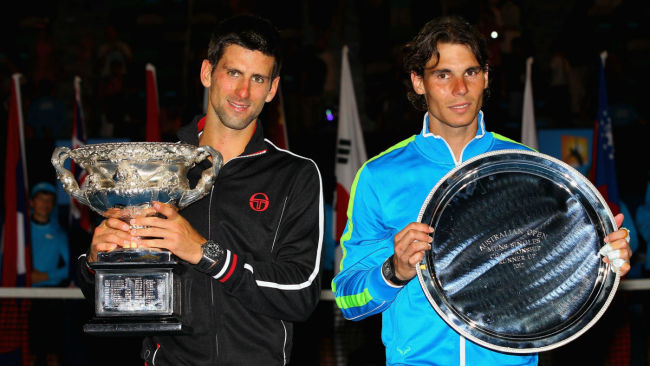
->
[249,193,269,212]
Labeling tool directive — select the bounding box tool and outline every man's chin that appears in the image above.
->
[217,112,256,131]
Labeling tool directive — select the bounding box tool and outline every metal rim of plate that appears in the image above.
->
[415,149,619,354]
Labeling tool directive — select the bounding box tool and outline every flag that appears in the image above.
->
[334,45,367,244]
[0,73,32,362]
[69,76,91,232]
[1,73,31,287]
[588,51,620,215]
[589,57,630,366]
[333,46,369,366]
[521,57,538,150]
[146,63,161,142]
[265,83,289,149]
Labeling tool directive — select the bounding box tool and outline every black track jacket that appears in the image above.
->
[77,116,324,365]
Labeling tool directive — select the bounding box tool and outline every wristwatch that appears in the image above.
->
[194,240,225,276]
[381,255,411,286]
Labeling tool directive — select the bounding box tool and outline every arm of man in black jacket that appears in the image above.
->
[126,162,323,322]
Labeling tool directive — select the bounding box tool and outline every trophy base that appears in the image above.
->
[83,316,191,336]
[88,249,188,336]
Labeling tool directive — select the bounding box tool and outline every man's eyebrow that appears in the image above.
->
[221,64,270,79]
[466,66,483,72]
[221,63,240,72]
[252,72,271,80]
[426,67,450,74]
[425,65,483,74]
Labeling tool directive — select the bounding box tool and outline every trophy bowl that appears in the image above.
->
[52,142,223,220]
[52,142,223,336]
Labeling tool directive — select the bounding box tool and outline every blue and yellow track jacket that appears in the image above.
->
[332,112,538,366]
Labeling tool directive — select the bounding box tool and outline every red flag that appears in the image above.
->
[0,73,32,362]
[146,63,161,142]
[1,73,31,287]
[334,46,367,243]
[69,76,91,232]
[265,83,289,149]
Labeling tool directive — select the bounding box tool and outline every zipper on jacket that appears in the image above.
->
[211,280,219,360]
[459,336,465,366]
[152,343,160,365]
[281,320,288,365]
[208,186,219,360]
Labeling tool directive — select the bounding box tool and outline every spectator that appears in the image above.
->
[547,46,572,126]
[97,25,132,79]
[26,79,67,141]
[635,174,650,275]
[29,181,70,366]
[96,25,134,138]
[32,22,61,87]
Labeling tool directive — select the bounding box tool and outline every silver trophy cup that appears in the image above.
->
[52,142,223,335]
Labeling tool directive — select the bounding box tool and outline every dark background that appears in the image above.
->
[1,0,649,365]
[2,0,649,202]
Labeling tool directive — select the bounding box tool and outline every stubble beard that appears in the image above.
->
[214,102,264,131]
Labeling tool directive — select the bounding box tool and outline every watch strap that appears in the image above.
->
[382,254,410,286]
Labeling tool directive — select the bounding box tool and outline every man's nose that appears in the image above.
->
[452,77,468,95]
[236,80,250,99]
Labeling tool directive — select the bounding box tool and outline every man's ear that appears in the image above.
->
[200,60,213,88]
[483,67,489,89]
[410,72,425,95]
[265,76,280,103]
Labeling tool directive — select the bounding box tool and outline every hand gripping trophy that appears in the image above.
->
[52,142,223,335]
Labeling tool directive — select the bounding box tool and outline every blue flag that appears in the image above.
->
[589,52,620,214]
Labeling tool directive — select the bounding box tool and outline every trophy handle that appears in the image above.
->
[178,145,223,209]
[51,146,90,206]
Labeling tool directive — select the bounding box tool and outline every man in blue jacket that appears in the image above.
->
[30,181,70,287]
[332,15,632,366]
[29,181,70,366]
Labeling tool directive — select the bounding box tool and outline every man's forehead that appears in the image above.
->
[218,44,275,73]
[33,191,55,199]
[424,43,479,70]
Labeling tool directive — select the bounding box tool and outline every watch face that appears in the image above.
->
[202,241,224,261]
[382,258,393,279]
[416,149,618,354]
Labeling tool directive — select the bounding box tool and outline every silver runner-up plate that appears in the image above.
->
[416,149,619,354]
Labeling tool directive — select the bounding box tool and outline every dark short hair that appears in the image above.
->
[207,14,283,78]
[403,15,489,111]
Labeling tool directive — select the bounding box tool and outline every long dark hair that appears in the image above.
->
[403,15,489,111]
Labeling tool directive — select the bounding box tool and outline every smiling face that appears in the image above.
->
[201,44,279,131]
[410,42,488,137]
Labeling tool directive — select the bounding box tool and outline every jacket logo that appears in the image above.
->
[397,346,411,356]
[249,193,269,212]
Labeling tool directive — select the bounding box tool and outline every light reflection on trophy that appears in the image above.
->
[52,142,222,335]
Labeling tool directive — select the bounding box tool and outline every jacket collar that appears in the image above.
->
[413,110,493,165]
[176,115,268,157]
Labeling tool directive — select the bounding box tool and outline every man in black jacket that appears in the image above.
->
[78,14,323,365]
